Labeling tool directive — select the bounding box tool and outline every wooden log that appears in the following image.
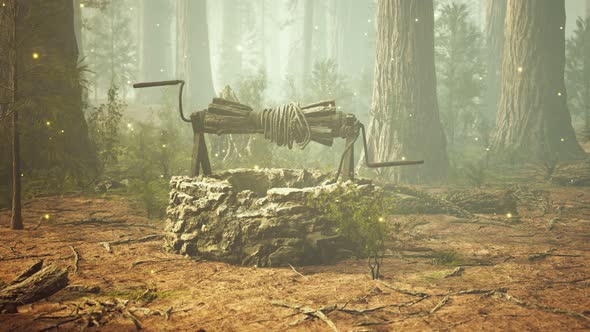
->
[0,263,68,313]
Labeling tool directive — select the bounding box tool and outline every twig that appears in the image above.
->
[69,246,80,274]
[99,234,163,253]
[0,253,52,261]
[444,266,464,278]
[377,281,430,298]
[130,258,187,269]
[429,295,450,314]
[288,264,306,278]
[38,315,83,332]
[271,300,338,332]
[493,291,589,321]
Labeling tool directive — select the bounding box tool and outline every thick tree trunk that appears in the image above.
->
[218,0,242,88]
[367,0,449,184]
[484,0,506,121]
[491,0,585,161]
[176,0,215,110]
[139,1,173,103]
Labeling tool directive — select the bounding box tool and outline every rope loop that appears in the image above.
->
[257,103,311,149]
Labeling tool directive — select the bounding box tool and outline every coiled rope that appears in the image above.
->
[256,103,311,149]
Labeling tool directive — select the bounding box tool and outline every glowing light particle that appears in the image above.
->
[557,92,562,96]
[162,144,167,148]
[401,156,406,161]
[46,121,51,126]
[378,217,384,222]
[127,123,132,128]
[415,18,419,22]
[79,3,84,8]
[517,66,523,72]
[560,138,565,142]
[32,52,40,59]
[506,213,512,218]
[44,214,50,220]
[475,137,479,141]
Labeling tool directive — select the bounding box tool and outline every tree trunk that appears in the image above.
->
[218,0,242,88]
[302,0,314,84]
[491,0,585,161]
[5,1,22,230]
[484,0,506,121]
[139,0,173,103]
[176,0,215,110]
[367,0,449,184]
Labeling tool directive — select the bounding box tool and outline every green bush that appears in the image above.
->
[307,184,389,258]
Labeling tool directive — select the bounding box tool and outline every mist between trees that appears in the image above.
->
[0,0,589,217]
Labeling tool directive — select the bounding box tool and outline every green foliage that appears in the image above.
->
[565,16,590,135]
[463,159,487,187]
[83,0,137,93]
[87,86,125,173]
[431,250,463,266]
[308,185,389,258]
[237,68,273,167]
[305,59,353,104]
[435,2,485,149]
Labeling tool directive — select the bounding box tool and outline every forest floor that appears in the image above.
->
[0,184,589,331]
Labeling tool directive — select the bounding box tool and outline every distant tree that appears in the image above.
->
[218,0,243,88]
[176,0,215,109]
[492,0,585,161]
[565,17,590,138]
[367,0,449,183]
[435,2,485,148]
[138,0,173,103]
[84,0,137,98]
[484,0,506,120]
[305,59,352,104]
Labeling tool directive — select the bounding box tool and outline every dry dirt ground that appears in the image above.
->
[0,186,589,331]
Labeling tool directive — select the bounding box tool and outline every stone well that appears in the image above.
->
[164,168,380,267]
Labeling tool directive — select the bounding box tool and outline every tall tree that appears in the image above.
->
[1,1,23,229]
[176,0,215,109]
[492,0,585,161]
[138,0,173,103]
[367,0,449,183]
[435,2,485,148]
[218,0,242,88]
[566,17,590,136]
[484,0,506,121]
[302,0,314,84]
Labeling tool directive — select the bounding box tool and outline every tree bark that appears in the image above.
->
[367,0,449,184]
[0,262,68,313]
[176,0,215,110]
[491,0,585,161]
[302,0,314,84]
[4,1,23,230]
[139,0,173,103]
[484,0,506,121]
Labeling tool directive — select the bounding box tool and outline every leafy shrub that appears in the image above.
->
[307,184,389,259]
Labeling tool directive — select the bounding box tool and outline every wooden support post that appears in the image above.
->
[342,136,355,181]
[191,112,212,177]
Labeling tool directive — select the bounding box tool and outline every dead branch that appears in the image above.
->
[0,253,52,261]
[492,291,589,321]
[377,281,430,298]
[429,295,450,314]
[130,258,187,269]
[444,266,464,278]
[271,300,338,332]
[99,234,163,253]
[0,263,68,313]
[288,264,307,279]
[69,246,80,274]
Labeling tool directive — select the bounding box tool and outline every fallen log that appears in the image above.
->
[0,261,69,313]
[443,189,517,214]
